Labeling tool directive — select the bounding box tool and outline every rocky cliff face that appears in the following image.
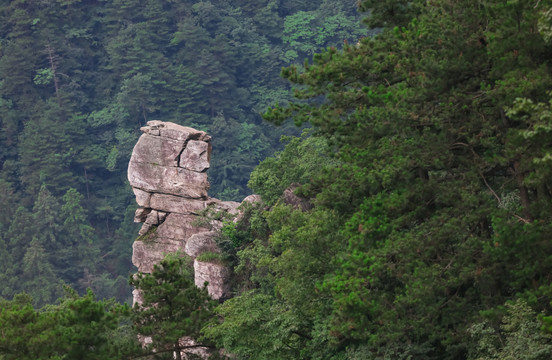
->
[128,120,243,302]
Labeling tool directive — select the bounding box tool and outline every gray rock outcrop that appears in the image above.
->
[128,120,239,301]
[128,121,266,360]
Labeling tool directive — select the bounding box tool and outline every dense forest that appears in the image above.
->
[0,0,367,304]
[3,0,552,359]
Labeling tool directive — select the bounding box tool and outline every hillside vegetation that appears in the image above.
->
[207,0,552,358]
[0,0,366,304]
[2,0,552,359]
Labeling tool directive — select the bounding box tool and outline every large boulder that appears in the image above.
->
[184,232,221,259]
[194,260,231,300]
[128,121,211,199]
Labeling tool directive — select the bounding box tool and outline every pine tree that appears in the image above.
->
[21,237,62,306]
[0,289,140,360]
[130,255,217,360]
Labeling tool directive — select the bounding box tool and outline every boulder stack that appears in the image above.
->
[128,120,240,300]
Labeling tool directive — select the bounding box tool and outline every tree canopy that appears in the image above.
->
[0,289,139,360]
[203,0,552,358]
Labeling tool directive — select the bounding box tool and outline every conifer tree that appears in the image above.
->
[130,255,216,360]
[0,289,139,360]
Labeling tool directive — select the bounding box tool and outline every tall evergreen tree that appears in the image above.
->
[21,238,62,306]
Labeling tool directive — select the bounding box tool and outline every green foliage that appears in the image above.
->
[220,222,249,249]
[468,299,552,360]
[282,5,369,61]
[360,0,423,28]
[539,6,552,43]
[203,291,302,359]
[0,289,139,360]
[212,201,270,280]
[196,251,226,264]
[208,0,552,358]
[61,188,94,243]
[33,68,54,86]
[543,311,552,334]
[130,255,217,359]
[249,129,336,205]
[204,205,344,359]
[208,112,273,201]
[506,93,552,206]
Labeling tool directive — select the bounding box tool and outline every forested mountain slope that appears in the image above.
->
[203,0,552,358]
[0,0,367,304]
[3,1,552,359]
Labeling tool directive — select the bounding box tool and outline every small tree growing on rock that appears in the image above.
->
[130,254,217,360]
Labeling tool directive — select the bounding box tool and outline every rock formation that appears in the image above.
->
[128,120,241,301]
[127,121,313,359]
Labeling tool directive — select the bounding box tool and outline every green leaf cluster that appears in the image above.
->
[0,289,140,360]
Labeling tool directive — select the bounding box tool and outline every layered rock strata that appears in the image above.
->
[128,120,240,301]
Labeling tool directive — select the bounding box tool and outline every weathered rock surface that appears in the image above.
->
[132,239,185,274]
[242,194,262,205]
[282,183,313,211]
[128,121,253,302]
[194,260,231,300]
[155,214,209,241]
[128,121,211,200]
[179,140,211,172]
[149,194,207,215]
[184,232,221,259]
[128,121,267,359]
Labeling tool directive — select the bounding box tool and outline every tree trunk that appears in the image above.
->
[513,161,533,222]
[174,343,183,360]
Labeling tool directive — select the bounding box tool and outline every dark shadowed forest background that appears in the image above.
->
[0,0,368,304]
